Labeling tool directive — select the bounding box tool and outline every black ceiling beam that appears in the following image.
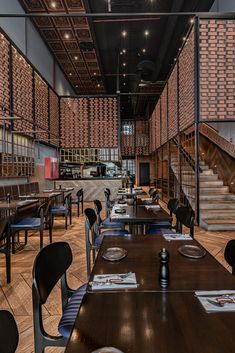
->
[0,12,234,18]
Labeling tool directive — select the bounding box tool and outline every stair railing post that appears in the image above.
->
[194,16,201,225]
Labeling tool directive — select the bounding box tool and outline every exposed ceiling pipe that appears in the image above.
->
[93,17,161,23]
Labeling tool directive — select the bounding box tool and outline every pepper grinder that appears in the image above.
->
[159,248,169,288]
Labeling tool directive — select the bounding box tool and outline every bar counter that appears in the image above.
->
[55,178,123,201]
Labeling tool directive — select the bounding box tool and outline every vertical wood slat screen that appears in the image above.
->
[49,89,59,146]
[0,34,10,115]
[200,19,235,120]
[35,72,49,142]
[60,97,118,148]
[12,48,34,136]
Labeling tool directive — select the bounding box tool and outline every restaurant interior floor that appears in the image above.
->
[0,201,233,353]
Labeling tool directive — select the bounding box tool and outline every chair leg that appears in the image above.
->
[5,250,11,283]
[25,230,28,245]
[81,198,84,213]
[11,231,16,254]
[65,215,68,230]
[69,209,72,224]
[49,223,52,243]
[77,202,80,217]
[40,228,43,249]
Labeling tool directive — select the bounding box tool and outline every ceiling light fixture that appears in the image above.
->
[123,74,126,77]
[182,37,186,41]
[123,83,126,86]
[144,30,149,37]
[142,48,146,53]
[64,33,70,39]
[74,56,78,60]
[93,72,97,76]
[97,84,101,88]
[190,18,195,24]
[69,73,72,76]
[122,49,126,53]
[122,30,127,37]
[123,63,126,67]
[51,1,56,8]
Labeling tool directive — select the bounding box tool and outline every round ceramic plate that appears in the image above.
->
[118,200,126,204]
[92,348,124,353]
[115,208,126,214]
[102,247,128,261]
[178,245,206,259]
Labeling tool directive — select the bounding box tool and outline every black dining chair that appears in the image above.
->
[224,240,235,275]
[167,198,180,229]
[104,190,116,218]
[93,199,125,230]
[0,310,19,353]
[84,208,129,275]
[175,206,195,237]
[71,188,83,217]
[0,218,11,283]
[32,242,86,353]
[50,192,72,229]
[10,202,45,251]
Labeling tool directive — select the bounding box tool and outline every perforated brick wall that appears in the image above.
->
[0,35,10,115]
[49,89,59,146]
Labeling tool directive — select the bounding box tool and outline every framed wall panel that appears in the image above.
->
[12,48,34,135]
[168,65,178,139]
[179,28,195,130]
[200,19,235,121]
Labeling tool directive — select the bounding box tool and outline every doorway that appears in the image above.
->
[139,163,150,186]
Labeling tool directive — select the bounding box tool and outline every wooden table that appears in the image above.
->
[117,188,147,197]
[110,205,172,234]
[0,199,39,213]
[65,291,235,353]
[88,235,235,292]
[20,192,62,200]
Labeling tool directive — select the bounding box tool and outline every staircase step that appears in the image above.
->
[200,175,218,181]
[200,201,235,210]
[200,186,229,193]
[199,180,224,187]
[205,220,235,231]
[200,193,235,201]
[201,210,235,220]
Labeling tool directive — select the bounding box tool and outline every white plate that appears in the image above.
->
[92,347,124,353]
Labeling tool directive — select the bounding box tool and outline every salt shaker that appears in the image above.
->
[159,248,169,288]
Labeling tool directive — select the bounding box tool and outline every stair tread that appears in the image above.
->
[206,220,235,224]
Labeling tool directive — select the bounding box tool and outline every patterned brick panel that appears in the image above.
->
[0,35,10,114]
[90,98,118,148]
[155,101,161,149]
[200,19,235,120]
[74,98,89,148]
[12,48,33,135]
[179,28,195,130]
[121,120,135,156]
[35,72,49,142]
[136,120,149,156]
[49,89,59,146]
[149,117,153,153]
[60,98,76,148]
[161,84,168,145]
[168,65,178,139]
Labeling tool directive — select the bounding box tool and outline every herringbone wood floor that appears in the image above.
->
[0,202,234,353]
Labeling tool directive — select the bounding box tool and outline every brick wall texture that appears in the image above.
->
[200,19,235,120]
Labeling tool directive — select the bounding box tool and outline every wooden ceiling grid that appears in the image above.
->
[20,0,105,94]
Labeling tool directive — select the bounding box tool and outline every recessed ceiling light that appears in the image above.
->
[123,83,126,86]
[74,56,78,60]
[97,84,101,88]
[75,85,78,88]
[190,18,195,24]
[142,48,146,53]
[93,72,97,76]
[182,37,186,41]
[122,30,127,37]
[69,73,72,76]
[120,51,123,55]
[123,74,126,77]
[64,33,70,39]
[123,63,126,67]
[144,30,149,36]
[51,1,56,8]
[122,49,126,53]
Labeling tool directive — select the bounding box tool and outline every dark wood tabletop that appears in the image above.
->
[88,235,235,292]
[0,199,39,211]
[65,291,235,353]
[110,205,172,224]
[20,192,62,200]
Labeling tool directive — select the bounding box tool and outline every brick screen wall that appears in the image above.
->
[35,72,49,143]
[135,120,149,156]
[179,28,195,130]
[161,85,168,145]
[168,64,178,140]
[200,19,235,120]
[49,89,59,145]
[121,120,135,156]
[60,97,118,148]
[0,35,10,115]
[156,101,161,149]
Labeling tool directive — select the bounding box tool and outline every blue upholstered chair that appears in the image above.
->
[94,199,125,230]
[10,202,45,250]
[32,242,86,353]
[84,208,129,276]
[0,310,19,353]
[50,192,72,229]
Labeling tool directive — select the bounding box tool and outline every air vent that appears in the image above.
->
[79,42,94,52]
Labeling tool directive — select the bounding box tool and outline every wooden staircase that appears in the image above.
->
[171,155,235,231]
